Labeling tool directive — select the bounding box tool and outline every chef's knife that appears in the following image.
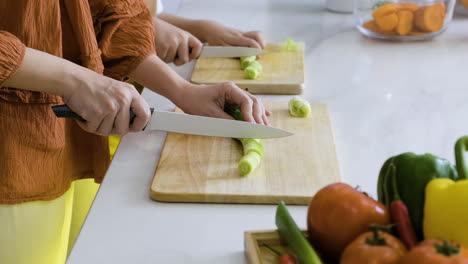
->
[51,105,292,139]
[199,46,267,58]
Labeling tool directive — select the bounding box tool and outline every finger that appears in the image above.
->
[96,112,117,136]
[111,106,130,136]
[262,114,270,127]
[76,119,101,135]
[174,40,190,66]
[75,110,103,135]
[244,31,266,49]
[224,82,255,123]
[250,96,265,125]
[237,36,262,49]
[129,94,151,132]
[165,45,178,64]
[158,46,169,63]
[188,37,203,61]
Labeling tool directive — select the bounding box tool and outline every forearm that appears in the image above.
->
[129,54,190,103]
[4,48,87,97]
[157,13,209,42]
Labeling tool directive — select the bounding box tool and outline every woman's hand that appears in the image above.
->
[197,20,266,49]
[5,48,151,136]
[173,82,271,126]
[154,17,203,66]
[63,69,151,136]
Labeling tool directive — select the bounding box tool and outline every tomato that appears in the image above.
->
[340,228,407,264]
[399,239,468,264]
[307,183,390,258]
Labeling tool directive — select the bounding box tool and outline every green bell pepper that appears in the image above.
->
[377,152,458,240]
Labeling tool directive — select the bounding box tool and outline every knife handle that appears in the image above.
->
[51,104,154,124]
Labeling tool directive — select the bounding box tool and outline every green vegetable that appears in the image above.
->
[275,201,323,264]
[377,153,458,240]
[240,56,256,70]
[225,105,264,176]
[288,96,311,117]
[455,136,468,180]
[244,60,262,79]
[239,151,262,176]
[225,105,243,121]
[282,38,301,52]
[239,138,264,156]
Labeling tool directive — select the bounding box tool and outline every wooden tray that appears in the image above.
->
[190,43,305,95]
[245,230,338,264]
[245,229,306,264]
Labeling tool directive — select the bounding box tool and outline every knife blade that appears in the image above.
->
[199,46,267,58]
[51,105,292,139]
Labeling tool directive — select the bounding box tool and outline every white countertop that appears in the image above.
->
[67,0,468,263]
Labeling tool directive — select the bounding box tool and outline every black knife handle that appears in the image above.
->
[52,104,154,124]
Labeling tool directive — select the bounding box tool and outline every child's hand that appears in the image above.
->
[174,82,271,126]
[198,21,266,50]
[154,18,203,66]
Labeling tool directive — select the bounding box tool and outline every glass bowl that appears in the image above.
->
[354,0,456,40]
[455,0,468,15]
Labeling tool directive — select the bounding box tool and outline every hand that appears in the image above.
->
[154,17,203,66]
[198,21,266,49]
[173,82,271,126]
[63,68,151,136]
[4,48,151,136]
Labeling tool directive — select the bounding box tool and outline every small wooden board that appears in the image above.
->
[150,101,340,205]
[190,43,305,94]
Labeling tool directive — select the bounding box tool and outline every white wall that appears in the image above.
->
[161,0,182,14]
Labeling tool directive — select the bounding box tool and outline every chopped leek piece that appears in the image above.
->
[288,96,311,117]
[240,56,256,70]
[282,38,301,52]
[238,151,262,177]
[239,138,264,156]
[244,60,262,79]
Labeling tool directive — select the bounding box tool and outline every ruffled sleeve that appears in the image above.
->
[90,0,156,81]
[0,31,26,87]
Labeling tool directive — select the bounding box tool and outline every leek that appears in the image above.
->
[225,105,265,176]
[244,60,262,80]
[288,96,311,117]
[238,151,262,177]
[240,56,256,70]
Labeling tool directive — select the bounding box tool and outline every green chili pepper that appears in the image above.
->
[275,201,322,264]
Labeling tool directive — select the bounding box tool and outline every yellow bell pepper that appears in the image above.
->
[424,178,468,245]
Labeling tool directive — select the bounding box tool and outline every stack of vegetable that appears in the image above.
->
[226,97,310,177]
[225,106,265,177]
[263,135,468,263]
[364,2,446,36]
[240,56,262,80]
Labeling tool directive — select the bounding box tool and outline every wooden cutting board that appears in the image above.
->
[190,43,305,95]
[150,102,340,205]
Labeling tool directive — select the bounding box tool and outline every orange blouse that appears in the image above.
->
[0,0,155,204]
